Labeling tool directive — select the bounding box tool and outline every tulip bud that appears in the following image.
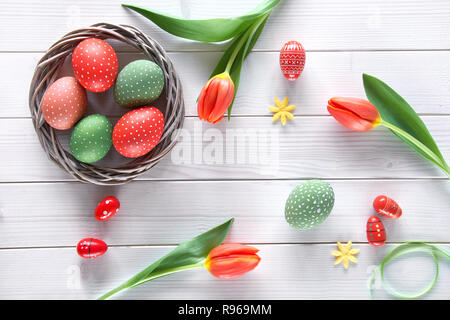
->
[327,97,381,132]
[205,244,261,279]
[198,72,235,124]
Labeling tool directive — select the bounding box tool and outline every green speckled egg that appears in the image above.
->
[285,180,335,230]
[70,114,112,163]
[114,60,164,108]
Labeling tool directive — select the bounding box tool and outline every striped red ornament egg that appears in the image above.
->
[373,195,402,219]
[72,38,119,92]
[279,40,306,81]
[113,106,165,158]
[366,216,386,247]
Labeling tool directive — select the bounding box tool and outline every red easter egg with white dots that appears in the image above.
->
[95,196,120,221]
[113,106,165,158]
[280,40,306,81]
[77,238,108,259]
[41,77,87,130]
[72,38,118,92]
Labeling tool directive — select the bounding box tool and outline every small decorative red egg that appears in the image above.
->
[113,106,165,158]
[373,195,402,219]
[72,38,119,92]
[366,216,386,247]
[77,238,108,259]
[280,40,306,81]
[41,76,87,130]
[95,196,120,221]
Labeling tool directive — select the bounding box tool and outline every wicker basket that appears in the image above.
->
[29,23,185,185]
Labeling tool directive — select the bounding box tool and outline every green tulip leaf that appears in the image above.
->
[209,29,247,82]
[363,73,449,177]
[122,0,279,42]
[227,14,270,119]
[98,218,234,300]
[205,13,269,119]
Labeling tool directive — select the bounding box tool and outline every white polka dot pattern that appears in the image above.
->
[285,180,335,230]
[72,38,118,92]
[70,114,113,163]
[113,106,165,158]
[41,76,87,130]
[114,60,164,108]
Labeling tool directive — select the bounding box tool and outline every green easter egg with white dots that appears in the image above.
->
[285,180,335,230]
[114,60,164,108]
[70,114,112,163]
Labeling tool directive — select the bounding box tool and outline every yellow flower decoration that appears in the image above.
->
[268,97,296,126]
[331,241,360,269]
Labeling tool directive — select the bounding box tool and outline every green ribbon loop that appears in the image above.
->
[369,242,450,299]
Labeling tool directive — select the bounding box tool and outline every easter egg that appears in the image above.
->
[41,77,87,130]
[95,196,120,221]
[70,114,112,163]
[72,38,118,92]
[285,180,335,230]
[114,60,164,108]
[373,195,402,219]
[77,238,108,259]
[113,106,165,158]
[280,40,306,81]
[366,216,386,246]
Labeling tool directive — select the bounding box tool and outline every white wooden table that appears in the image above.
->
[0,0,449,300]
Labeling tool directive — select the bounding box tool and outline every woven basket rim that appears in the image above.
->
[29,22,185,185]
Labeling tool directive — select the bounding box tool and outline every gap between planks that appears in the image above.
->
[2,114,450,119]
[1,48,450,54]
[0,177,448,185]
[1,242,449,251]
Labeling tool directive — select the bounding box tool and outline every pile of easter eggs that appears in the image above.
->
[77,195,121,259]
[41,38,166,163]
[366,195,403,247]
[283,180,405,249]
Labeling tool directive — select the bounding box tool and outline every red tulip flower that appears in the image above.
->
[327,97,381,131]
[198,72,235,124]
[205,244,261,279]
[324,74,450,179]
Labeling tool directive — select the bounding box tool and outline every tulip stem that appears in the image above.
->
[224,13,269,74]
[380,120,449,176]
[97,262,204,300]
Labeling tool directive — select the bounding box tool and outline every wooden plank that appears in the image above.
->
[3,50,450,118]
[0,116,448,182]
[1,0,449,52]
[0,180,449,248]
[0,244,448,299]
